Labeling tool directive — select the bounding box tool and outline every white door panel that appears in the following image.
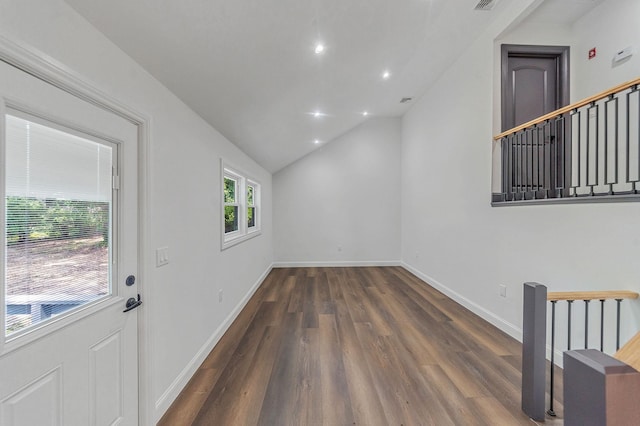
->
[0,59,138,425]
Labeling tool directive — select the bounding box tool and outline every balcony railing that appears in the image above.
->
[493,77,640,204]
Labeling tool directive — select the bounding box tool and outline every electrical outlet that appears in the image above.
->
[218,289,224,303]
[499,285,507,298]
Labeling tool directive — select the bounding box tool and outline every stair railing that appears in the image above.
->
[521,283,639,421]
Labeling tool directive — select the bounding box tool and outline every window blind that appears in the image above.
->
[5,114,113,337]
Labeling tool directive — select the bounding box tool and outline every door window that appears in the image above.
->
[4,113,114,337]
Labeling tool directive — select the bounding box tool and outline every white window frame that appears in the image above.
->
[221,160,261,249]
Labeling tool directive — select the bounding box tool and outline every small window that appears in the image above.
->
[221,162,260,249]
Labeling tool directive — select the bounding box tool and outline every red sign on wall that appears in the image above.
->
[589,47,597,60]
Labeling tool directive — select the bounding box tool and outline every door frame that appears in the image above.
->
[0,35,153,424]
[501,44,570,132]
[500,44,571,199]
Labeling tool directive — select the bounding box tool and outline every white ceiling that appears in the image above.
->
[64,0,599,172]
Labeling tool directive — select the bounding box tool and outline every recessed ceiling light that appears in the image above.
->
[314,43,325,54]
[362,111,369,116]
[382,70,391,80]
[314,139,321,144]
[313,111,322,118]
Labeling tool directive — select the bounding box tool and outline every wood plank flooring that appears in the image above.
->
[158,267,563,425]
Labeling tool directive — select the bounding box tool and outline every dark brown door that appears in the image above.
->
[500,45,570,199]
[505,56,559,130]
[501,45,569,132]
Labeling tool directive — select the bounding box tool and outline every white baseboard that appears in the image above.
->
[400,261,523,342]
[401,262,568,368]
[154,263,273,418]
[273,260,402,268]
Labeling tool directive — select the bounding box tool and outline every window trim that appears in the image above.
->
[221,160,261,250]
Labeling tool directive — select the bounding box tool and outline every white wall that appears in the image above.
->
[401,0,640,352]
[571,0,640,99]
[273,117,401,265]
[0,0,273,423]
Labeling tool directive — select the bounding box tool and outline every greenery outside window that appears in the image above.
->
[224,175,239,234]
[221,161,261,249]
[247,182,256,230]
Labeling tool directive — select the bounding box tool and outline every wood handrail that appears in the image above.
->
[615,332,640,372]
[547,290,639,302]
[494,76,640,141]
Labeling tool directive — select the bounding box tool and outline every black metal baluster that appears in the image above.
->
[507,135,516,201]
[524,127,538,199]
[511,135,516,196]
[503,138,508,200]
[543,122,548,197]
[531,128,536,196]
[586,102,599,195]
[636,86,640,194]
[616,299,622,351]
[559,114,567,197]
[511,135,516,199]
[600,299,605,352]
[522,127,538,200]
[613,96,619,191]
[586,105,591,194]
[548,300,557,417]
[516,133,521,197]
[627,85,640,194]
[572,109,581,196]
[605,95,619,195]
[567,300,573,350]
[549,116,562,198]
[595,103,600,193]
[605,97,610,193]
[536,127,541,196]
[584,299,590,349]
[515,134,519,198]
[626,89,631,189]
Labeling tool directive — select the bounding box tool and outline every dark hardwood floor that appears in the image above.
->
[158,267,563,425]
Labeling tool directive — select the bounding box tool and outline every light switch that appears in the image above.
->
[156,247,169,267]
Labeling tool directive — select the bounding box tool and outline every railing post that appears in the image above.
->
[522,282,547,421]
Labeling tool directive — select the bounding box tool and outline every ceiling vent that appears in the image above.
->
[474,0,497,11]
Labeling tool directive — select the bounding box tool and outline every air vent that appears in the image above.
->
[400,97,413,103]
[474,0,497,11]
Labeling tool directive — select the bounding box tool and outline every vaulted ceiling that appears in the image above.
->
[64,0,600,172]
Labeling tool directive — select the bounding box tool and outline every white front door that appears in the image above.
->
[0,59,139,425]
